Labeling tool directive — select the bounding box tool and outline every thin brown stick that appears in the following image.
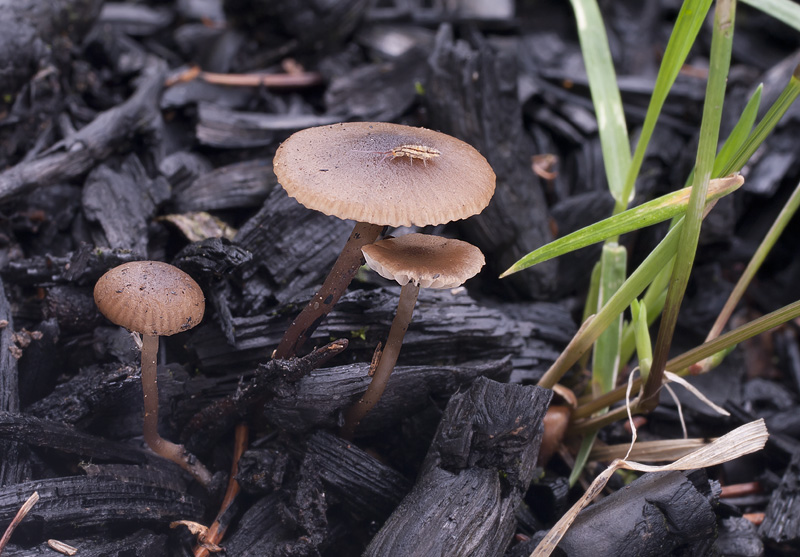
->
[165,65,323,89]
[720,481,761,498]
[194,423,249,557]
[0,491,39,552]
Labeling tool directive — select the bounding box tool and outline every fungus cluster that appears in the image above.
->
[94,260,211,486]
[271,121,495,359]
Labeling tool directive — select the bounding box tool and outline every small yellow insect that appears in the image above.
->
[354,144,441,166]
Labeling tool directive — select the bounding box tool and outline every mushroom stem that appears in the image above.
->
[341,282,420,440]
[274,221,383,359]
[140,333,213,487]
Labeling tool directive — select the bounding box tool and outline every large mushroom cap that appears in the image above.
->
[362,233,485,289]
[94,261,205,337]
[273,122,496,227]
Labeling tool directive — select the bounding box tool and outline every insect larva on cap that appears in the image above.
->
[352,144,441,166]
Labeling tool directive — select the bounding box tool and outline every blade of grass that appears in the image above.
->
[620,0,714,212]
[643,0,737,411]
[706,179,800,341]
[592,243,627,399]
[712,84,762,177]
[569,243,628,486]
[741,0,800,32]
[719,64,800,177]
[500,175,742,277]
[568,0,631,204]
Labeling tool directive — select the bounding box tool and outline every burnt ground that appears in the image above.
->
[0,1,800,556]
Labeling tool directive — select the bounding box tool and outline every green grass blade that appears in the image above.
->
[741,0,800,31]
[719,67,800,177]
[592,243,627,398]
[500,175,742,277]
[569,431,599,486]
[621,0,714,211]
[645,0,736,406]
[713,84,762,177]
[569,0,631,203]
[707,179,800,340]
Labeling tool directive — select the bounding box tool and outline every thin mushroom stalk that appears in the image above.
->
[273,221,382,360]
[341,281,420,440]
[141,333,212,486]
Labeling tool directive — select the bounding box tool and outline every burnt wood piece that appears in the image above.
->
[173,158,277,213]
[759,449,800,550]
[2,528,168,557]
[173,238,254,345]
[195,102,341,148]
[714,517,764,557]
[43,286,100,335]
[221,492,315,556]
[234,187,355,306]
[26,363,144,430]
[0,278,30,486]
[180,357,507,453]
[264,359,512,436]
[0,57,167,203]
[222,451,329,556]
[304,431,411,522]
[181,339,348,453]
[425,24,557,299]
[545,470,720,556]
[364,376,551,557]
[236,446,289,495]
[0,475,204,538]
[325,46,428,121]
[0,411,164,466]
[0,0,104,97]
[223,0,371,56]
[82,154,171,255]
[188,287,548,374]
[25,362,201,447]
[16,319,60,407]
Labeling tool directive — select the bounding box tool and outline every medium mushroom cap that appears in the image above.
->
[273,122,496,227]
[362,233,485,289]
[94,261,205,337]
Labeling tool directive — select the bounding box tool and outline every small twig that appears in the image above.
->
[0,491,39,552]
[194,423,249,557]
[166,65,323,89]
[720,481,761,498]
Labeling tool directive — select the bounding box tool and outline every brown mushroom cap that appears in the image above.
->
[94,261,205,336]
[361,233,485,289]
[273,122,496,227]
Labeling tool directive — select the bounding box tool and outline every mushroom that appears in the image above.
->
[271,121,495,359]
[340,233,485,439]
[93,260,212,486]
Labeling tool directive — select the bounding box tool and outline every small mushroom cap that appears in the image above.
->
[362,233,485,289]
[94,261,205,337]
[273,122,496,227]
